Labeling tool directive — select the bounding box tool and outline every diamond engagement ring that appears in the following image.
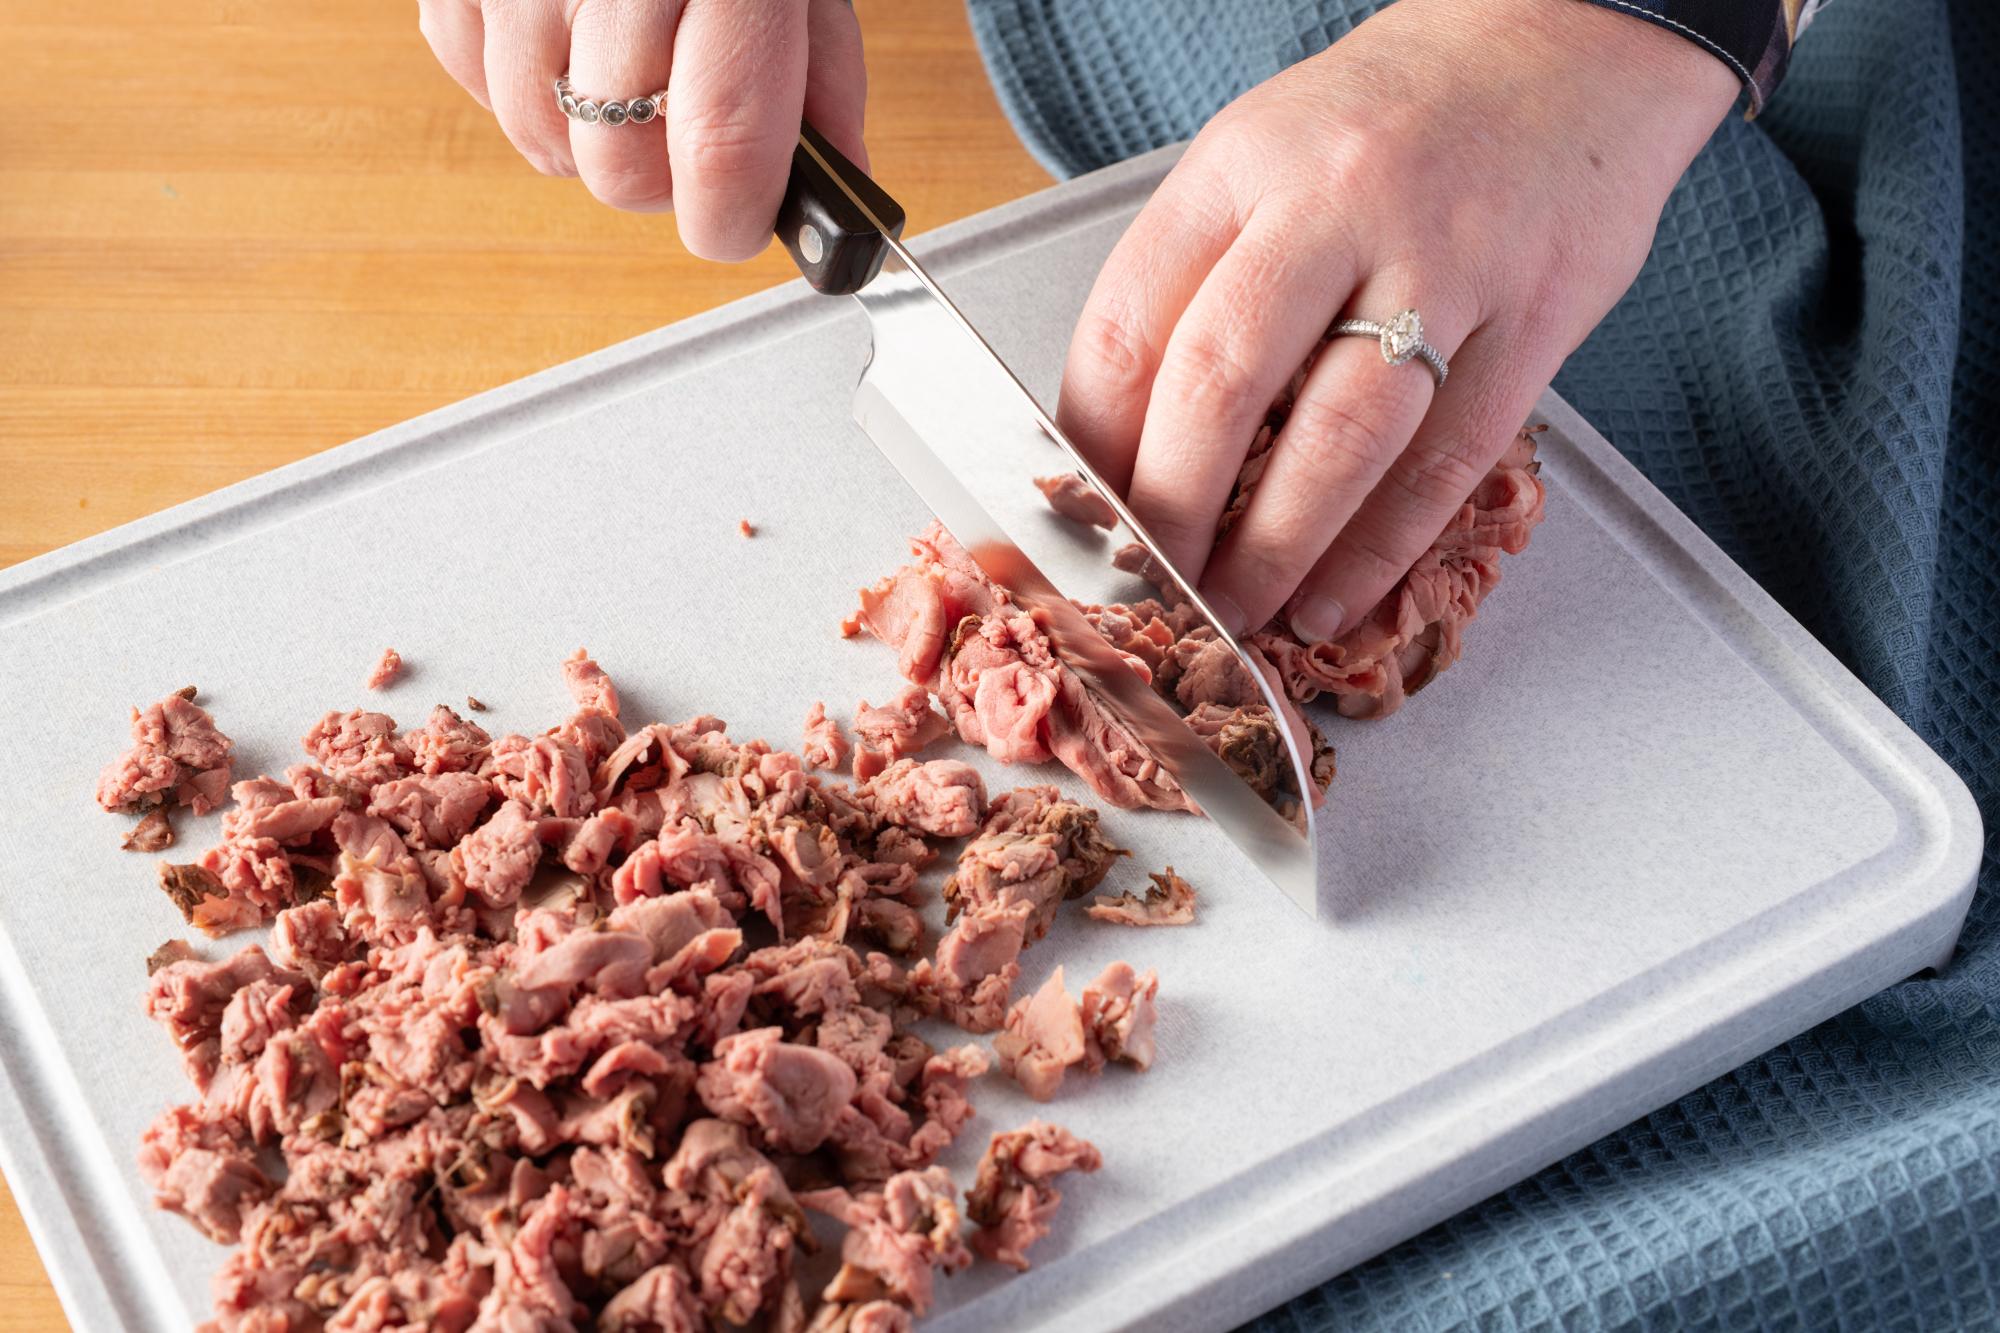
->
[1329,308,1448,387]
[553,75,667,127]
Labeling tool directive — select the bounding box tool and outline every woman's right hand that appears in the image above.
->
[419,0,869,260]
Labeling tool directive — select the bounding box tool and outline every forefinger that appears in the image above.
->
[668,0,812,261]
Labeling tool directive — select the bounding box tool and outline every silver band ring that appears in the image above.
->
[553,75,667,127]
[1329,308,1448,387]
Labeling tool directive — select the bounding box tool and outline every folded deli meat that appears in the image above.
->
[112,408,1545,1330]
[852,422,1545,811]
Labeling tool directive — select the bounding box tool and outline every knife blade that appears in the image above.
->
[777,126,1318,916]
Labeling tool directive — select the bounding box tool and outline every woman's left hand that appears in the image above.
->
[1055,0,1740,641]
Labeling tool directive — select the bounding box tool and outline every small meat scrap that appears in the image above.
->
[739,518,757,538]
[1033,473,1118,529]
[850,685,951,782]
[122,807,175,853]
[156,861,226,926]
[1081,961,1158,1072]
[563,647,620,718]
[464,694,487,712]
[967,1121,1102,1271]
[144,939,196,977]
[364,647,403,691]
[1088,865,1196,927]
[801,1167,971,1317]
[994,967,1087,1101]
[95,689,235,817]
[803,701,851,773]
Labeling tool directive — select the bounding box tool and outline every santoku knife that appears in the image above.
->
[774,124,1318,917]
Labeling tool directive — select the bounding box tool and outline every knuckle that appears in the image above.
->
[1165,337,1268,424]
[582,162,672,210]
[1388,443,1487,513]
[1281,390,1397,481]
[1070,306,1155,388]
[1339,519,1417,587]
[674,109,779,188]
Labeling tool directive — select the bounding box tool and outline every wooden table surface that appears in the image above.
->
[0,0,1048,1323]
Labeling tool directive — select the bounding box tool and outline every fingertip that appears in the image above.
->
[1286,595,1345,644]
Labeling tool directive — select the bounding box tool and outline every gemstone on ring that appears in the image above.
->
[1380,309,1423,365]
[576,99,600,124]
[599,100,628,126]
[627,96,657,123]
[559,93,579,119]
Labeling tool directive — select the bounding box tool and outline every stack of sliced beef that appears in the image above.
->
[851,415,1547,813]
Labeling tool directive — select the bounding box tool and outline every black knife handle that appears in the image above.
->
[776,123,905,295]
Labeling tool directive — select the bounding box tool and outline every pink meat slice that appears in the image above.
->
[407,704,493,776]
[801,1166,971,1316]
[302,709,413,787]
[96,689,235,816]
[450,799,543,909]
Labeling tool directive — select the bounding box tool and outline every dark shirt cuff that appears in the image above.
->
[1573,0,1828,115]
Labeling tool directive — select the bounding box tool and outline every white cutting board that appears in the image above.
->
[0,146,1980,1333]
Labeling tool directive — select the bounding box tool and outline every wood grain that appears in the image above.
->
[0,0,1048,1323]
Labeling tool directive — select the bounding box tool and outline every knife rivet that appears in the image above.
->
[798,223,824,265]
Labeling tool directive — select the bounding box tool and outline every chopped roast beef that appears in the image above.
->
[965,1122,1101,1271]
[850,686,951,782]
[993,961,1158,1099]
[801,1167,971,1316]
[364,648,404,691]
[123,807,175,852]
[1087,866,1197,927]
[1032,473,1118,529]
[132,652,1148,1330]
[564,647,621,718]
[96,689,235,817]
[803,701,851,773]
[1080,960,1158,1072]
[904,785,1123,1033]
[859,759,987,838]
[993,967,1087,1101]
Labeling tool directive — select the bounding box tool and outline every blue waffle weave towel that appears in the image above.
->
[966,0,2000,1326]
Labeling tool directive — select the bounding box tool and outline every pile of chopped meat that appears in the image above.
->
[128,655,1141,1331]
